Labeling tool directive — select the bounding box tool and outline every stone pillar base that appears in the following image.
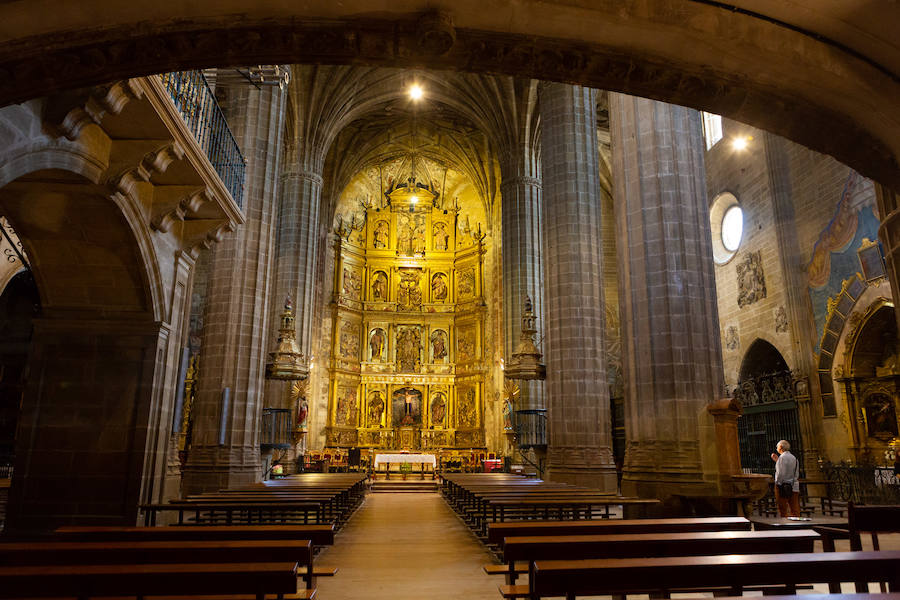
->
[545,465,618,491]
[182,446,261,495]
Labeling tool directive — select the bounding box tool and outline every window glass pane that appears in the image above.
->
[722,206,743,251]
[703,112,723,150]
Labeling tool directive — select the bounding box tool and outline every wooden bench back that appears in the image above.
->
[487,517,751,546]
[54,524,335,546]
[504,529,817,562]
[530,550,900,599]
[0,562,299,599]
[849,502,900,550]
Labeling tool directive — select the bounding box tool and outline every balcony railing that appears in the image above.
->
[159,71,245,208]
[260,408,293,451]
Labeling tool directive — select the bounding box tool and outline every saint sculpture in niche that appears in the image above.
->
[431,330,447,361]
[373,220,389,249]
[368,391,385,427]
[431,392,446,427]
[372,271,388,301]
[433,222,449,251]
[396,327,421,372]
[369,328,386,362]
[431,273,448,302]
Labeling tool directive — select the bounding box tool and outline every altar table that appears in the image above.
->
[373,453,437,468]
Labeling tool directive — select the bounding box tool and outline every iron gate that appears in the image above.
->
[735,371,804,476]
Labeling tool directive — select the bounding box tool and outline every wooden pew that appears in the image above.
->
[53,524,337,588]
[0,539,325,590]
[493,529,817,585]
[487,517,751,548]
[0,562,301,599]
[525,550,900,600]
[54,524,335,548]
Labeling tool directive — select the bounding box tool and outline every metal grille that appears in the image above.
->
[515,409,547,448]
[738,404,804,477]
[158,71,246,208]
[260,408,292,450]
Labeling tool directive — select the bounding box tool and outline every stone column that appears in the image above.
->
[540,83,616,490]
[610,93,724,500]
[8,317,164,531]
[762,131,826,475]
[499,160,544,411]
[182,84,286,494]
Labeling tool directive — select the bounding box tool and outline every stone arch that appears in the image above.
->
[0,169,154,319]
[0,3,897,190]
[739,338,790,382]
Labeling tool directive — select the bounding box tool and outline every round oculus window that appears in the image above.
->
[721,206,743,252]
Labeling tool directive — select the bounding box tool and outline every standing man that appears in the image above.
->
[771,439,801,517]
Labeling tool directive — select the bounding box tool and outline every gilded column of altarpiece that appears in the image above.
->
[326,182,487,450]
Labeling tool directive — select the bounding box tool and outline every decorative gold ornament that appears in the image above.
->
[505,295,546,380]
[265,296,309,380]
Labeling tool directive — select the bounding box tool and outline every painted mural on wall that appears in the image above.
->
[807,172,880,348]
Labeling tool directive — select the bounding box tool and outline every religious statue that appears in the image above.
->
[431,392,446,427]
[369,328,385,361]
[431,329,447,361]
[503,399,513,430]
[372,271,388,300]
[433,222,449,251]
[368,391,385,427]
[413,228,426,254]
[431,273,448,302]
[392,386,422,427]
[398,216,413,255]
[297,398,309,432]
[373,220,389,249]
[336,389,357,426]
[396,327,421,372]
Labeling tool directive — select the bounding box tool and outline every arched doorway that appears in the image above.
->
[0,3,897,190]
[735,339,803,476]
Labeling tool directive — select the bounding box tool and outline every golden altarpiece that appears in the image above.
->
[325,176,487,451]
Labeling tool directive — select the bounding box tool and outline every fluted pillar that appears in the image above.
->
[610,93,724,499]
[182,84,286,493]
[540,83,616,490]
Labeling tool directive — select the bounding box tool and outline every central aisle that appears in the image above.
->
[315,492,501,600]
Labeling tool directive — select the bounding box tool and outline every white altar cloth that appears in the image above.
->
[373,453,437,467]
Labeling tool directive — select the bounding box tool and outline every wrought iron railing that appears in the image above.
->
[820,463,900,504]
[515,409,547,448]
[158,71,245,208]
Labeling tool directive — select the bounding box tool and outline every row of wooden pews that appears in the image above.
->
[442,473,659,535]
[140,472,368,527]
[481,506,900,599]
[0,473,364,598]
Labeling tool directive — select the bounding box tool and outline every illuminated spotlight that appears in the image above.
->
[410,195,418,204]
[731,135,753,150]
[409,84,424,100]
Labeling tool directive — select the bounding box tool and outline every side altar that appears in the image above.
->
[324,167,488,451]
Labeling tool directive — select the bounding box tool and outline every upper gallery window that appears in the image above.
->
[702,112,723,150]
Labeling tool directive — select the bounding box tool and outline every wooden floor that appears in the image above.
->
[316,492,499,600]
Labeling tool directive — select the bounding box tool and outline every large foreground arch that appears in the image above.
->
[0,1,899,190]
